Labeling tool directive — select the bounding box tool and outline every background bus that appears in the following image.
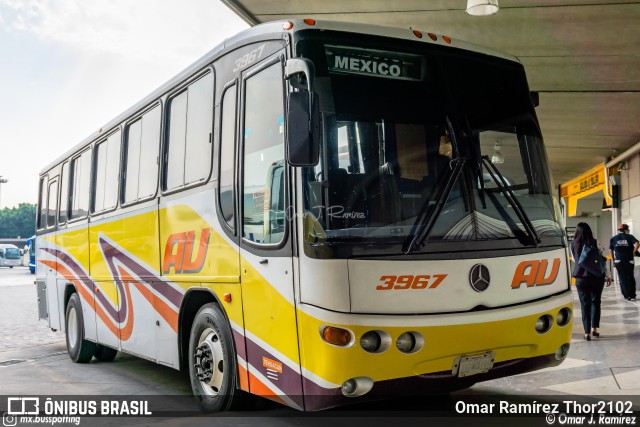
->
[35,19,572,412]
[0,243,22,268]
[26,235,36,274]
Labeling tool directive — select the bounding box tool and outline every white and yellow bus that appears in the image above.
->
[36,19,572,411]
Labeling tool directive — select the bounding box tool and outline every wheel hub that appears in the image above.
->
[194,342,214,383]
[193,329,225,396]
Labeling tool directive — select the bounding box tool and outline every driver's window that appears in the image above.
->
[242,61,285,245]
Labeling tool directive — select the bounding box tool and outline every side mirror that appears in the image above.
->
[286,92,319,166]
[285,58,319,167]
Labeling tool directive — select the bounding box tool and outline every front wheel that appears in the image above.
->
[188,303,249,411]
[65,293,95,363]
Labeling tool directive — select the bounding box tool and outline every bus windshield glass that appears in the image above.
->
[4,248,21,259]
[298,38,562,255]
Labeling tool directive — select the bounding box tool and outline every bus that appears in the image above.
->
[0,244,22,268]
[26,235,36,274]
[35,19,572,411]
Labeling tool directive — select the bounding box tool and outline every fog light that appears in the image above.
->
[341,379,357,396]
[556,308,571,327]
[535,315,553,334]
[341,377,374,397]
[555,343,570,360]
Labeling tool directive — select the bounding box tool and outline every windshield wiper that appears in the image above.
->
[481,155,540,246]
[403,157,466,254]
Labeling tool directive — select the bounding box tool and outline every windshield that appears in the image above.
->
[297,37,562,256]
[4,248,20,259]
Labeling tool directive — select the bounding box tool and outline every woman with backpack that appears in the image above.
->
[571,222,607,341]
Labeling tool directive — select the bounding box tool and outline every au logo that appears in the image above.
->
[163,228,211,274]
[511,258,561,289]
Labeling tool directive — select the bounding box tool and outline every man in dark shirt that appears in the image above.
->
[610,223,639,300]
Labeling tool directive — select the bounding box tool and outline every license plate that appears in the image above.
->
[453,352,495,378]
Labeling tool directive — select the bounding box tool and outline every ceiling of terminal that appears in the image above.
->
[221,0,640,184]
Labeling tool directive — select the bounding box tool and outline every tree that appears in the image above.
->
[0,203,36,238]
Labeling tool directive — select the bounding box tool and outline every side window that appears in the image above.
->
[93,130,121,213]
[219,84,237,231]
[70,149,91,220]
[47,180,58,228]
[165,72,214,191]
[242,62,285,245]
[59,163,69,224]
[124,106,161,203]
[37,175,48,229]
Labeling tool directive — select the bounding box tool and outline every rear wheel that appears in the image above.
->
[65,293,95,363]
[188,303,250,411]
[94,344,118,362]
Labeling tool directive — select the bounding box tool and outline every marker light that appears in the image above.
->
[428,33,437,41]
[303,18,316,26]
[443,35,452,44]
[282,21,293,30]
[412,30,423,39]
[321,326,352,346]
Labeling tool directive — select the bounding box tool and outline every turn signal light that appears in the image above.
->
[322,326,352,346]
[283,21,294,30]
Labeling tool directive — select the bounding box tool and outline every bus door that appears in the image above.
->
[43,176,62,330]
[239,53,304,407]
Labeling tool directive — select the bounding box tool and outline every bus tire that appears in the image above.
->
[189,303,248,412]
[65,293,95,363]
[94,344,118,362]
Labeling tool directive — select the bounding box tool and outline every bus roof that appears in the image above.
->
[40,19,519,175]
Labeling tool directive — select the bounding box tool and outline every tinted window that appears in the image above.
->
[70,150,91,220]
[219,84,236,230]
[47,180,58,227]
[59,163,69,224]
[242,62,285,245]
[124,106,160,203]
[165,72,214,190]
[37,176,48,229]
[93,131,121,213]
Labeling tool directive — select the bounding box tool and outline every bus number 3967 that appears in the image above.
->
[377,274,447,290]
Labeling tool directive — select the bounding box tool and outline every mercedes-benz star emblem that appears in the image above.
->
[469,264,491,292]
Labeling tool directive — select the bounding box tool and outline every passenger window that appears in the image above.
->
[93,130,121,213]
[70,150,92,220]
[165,72,214,190]
[219,84,236,231]
[242,62,285,245]
[47,180,58,228]
[37,176,48,229]
[59,163,69,224]
[124,106,160,203]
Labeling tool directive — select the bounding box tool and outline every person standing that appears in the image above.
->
[572,222,606,341]
[609,223,639,301]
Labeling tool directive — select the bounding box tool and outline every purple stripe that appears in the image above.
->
[243,334,304,408]
[99,237,183,308]
[43,248,123,321]
[232,329,247,362]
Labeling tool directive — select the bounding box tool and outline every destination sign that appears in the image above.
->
[325,45,424,81]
